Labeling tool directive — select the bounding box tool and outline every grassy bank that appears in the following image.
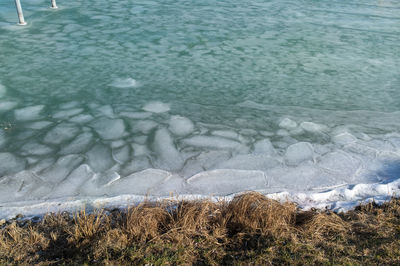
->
[1,192,400,265]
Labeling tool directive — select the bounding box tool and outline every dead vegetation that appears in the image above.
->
[1,192,400,265]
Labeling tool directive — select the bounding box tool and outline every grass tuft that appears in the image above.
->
[1,192,400,265]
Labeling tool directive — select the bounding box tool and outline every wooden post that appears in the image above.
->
[51,0,58,9]
[14,0,27,25]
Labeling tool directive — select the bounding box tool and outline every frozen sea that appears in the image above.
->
[0,0,400,218]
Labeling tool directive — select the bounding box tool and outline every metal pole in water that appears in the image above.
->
[14,0,27,25]
[50,0,58,9]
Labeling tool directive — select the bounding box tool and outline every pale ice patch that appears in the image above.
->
[59,132,93,155]
[253,139,276,156]
[111,77,138,88]
[333,132,358,145]
[131,143,149,156]
[142,101,170,113]
[153,128,184,171]
[0,101,18,112]
[39,154,85,183]
[43,123,80,144]
[94,105,115,118]
[69,114,94,123]
[53,108,83,119]
[50,164,95,198]
[21,142,53,156]
[91,117,126,140]
[0,130,6,148]
[112,145,130,164]
[187,169,267,195]
[0,153,26,176]
[317,151,362,180]
[211,130,240,140]
[131,120,158,134]
[285,142,314,166]
[14,105,45,121]
[182,135,243,150]
[168,115,194,136]
[25,121,53,130]
[279,117,297,129]
[0,83,6,98]
[120,111,152,119]
[86,144,114,172]
[106,169,171,195]
[214,154,281,171]
[300,122,329,133]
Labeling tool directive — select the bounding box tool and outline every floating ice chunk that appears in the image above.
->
[268,164,337,190]
[25,121,52,130]
[168,116,194,136]
[95,105,114,118]
[111,140,125,149]
[133,136,147,145]
[131,120,158,134]
[112,145,130,164]
[260,131,274,137]
[153,128,184,171]
[111,77,138,88]
[279,118,297,129]
[59,101,79,109]
[121,156,152,176]
[16,129,36,140]
[39,154,84,183]
[50,164,95,198]
[0,171,45,202]
[120,111,152,119]
[53,108,83,119]
[0,153,26,176]
[29,158,55,174]
[87,144,114,172]
[21,142,53,156]
[291,127,305,136]
[182,135,242,150]
[0,84,6,97]
[131,143,149,156]
[318,151,362,179]
[44,123,80,144]
[14,105,45,121]
[181,150,230,177]
[276,129,290,136]
[253,139,276,156]
[285,142,314,166]
[91,117,126,140]
[212,130,239,140]
[59,132,93,155]
[187,169,267,195]
[239,128,258,136]
[0,130,6,148]
[107,169,171,195]
[69,114,94,123]
[0,101,17,111]
[333,132,357,145]
[143,101,170,113]
[214,154,280,171]
[300,122,329,133]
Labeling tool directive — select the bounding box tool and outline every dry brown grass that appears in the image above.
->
[1,192,400,265]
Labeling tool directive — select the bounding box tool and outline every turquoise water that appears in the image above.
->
[0,0,400,207]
